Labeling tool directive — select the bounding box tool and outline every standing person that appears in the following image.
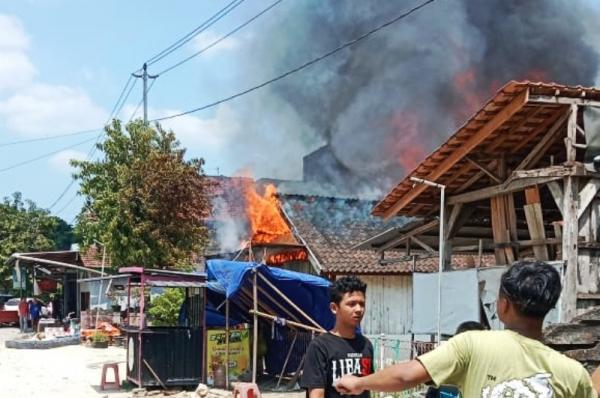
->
[17,297,29,333]
[335,261,596,397]
[300,276,373,398]
[424,321,486,398]
[29,298,41,333]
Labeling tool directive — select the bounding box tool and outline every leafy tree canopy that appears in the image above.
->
[72,120,212,270]
[0,192,73,291]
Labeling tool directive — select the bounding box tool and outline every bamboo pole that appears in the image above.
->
[252,270,258,384]
[225,298,230,389]
[249,310,324,334]
[276,331,298,389]
[257,272,324,330]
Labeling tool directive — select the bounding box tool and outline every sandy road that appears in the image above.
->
[0,327,129,398]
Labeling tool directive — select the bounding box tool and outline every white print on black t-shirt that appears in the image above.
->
[481,372,553,397]
[331,354,372,382]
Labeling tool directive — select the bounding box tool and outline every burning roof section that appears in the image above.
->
[278,194,434,274]
[373,81,600,220]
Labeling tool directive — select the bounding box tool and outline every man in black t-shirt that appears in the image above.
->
[300,276,373,398]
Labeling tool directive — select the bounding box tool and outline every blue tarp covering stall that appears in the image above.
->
[206,260,334,379]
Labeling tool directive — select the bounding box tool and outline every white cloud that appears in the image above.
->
[0,15,30,50]
[0,15,35,94]
[0,83,108,137]
[49,149,87,173]
[190,30,239,56]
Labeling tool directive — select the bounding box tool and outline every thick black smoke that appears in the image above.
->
[245,0,599,197]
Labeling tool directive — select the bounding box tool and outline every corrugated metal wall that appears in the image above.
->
[340,274,413,335]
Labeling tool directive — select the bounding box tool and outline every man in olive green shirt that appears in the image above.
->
[335,261,596,397]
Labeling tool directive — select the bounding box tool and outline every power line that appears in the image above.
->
[47,77,139,211]
[157,0,284,76]
[152,0,437,122]
[0,136,98,174]
[0,128,101,148]
[146,0,246,66]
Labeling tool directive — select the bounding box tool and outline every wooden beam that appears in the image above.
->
[577,180,600,220]
[514,110,570,171]
[382,89,529,220]
[410,236,435,253]
[445,204,464,240]
[560,175,579,322]
[547,181,564,216]
[465,157,502,183]
[528,95,600,108]
[377,219,440,252]
[448,175,561,205]
[565,104,578,163]
[523,186,549,261]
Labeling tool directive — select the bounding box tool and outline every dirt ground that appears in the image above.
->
[0,327,305,398]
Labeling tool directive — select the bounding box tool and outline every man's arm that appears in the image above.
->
[335,359,431,394]
[308,388,325,398]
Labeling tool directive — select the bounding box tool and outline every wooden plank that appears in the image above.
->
[547,181,564,216]
[566,104,578,163]
[525,186,541,204]
[514,110,570,171]
[560,175,579,322]
[528,95,600,107]
[448,175,562,205]
[444,204,463,240]
[523,203,549,261]
[465,157,502,183]
[411,236,435,253]
[382,89,529,220]
[491,196,508,264]
[577,179,600,220]
[377,219,440,252]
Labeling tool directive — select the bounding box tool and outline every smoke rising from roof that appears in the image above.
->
[244,0,599,197]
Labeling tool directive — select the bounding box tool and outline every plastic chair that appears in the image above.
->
[232,382,261,398]
[100,362,120,390]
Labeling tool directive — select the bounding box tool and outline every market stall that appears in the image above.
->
[118,267,207,388]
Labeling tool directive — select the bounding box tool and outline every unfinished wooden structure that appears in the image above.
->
[368,81,600,322]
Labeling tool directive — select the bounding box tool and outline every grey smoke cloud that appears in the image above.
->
[238,0,599,196]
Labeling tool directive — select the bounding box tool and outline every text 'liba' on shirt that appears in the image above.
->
[300,333,374,398]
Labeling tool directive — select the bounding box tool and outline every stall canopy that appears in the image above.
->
[206,260,335,332]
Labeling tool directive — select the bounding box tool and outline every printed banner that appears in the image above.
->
[206,327,251,385]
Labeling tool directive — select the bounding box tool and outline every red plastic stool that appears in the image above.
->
[232,382,261,398]
[100,362,121,390]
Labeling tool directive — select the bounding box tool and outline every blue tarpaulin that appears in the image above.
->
[206,260,335,378]
[206,260,335,331]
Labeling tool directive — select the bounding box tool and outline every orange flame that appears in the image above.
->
[244,183,292,243]
[388,111,426,173]
[266,249,308,266]
[453,68,487,123]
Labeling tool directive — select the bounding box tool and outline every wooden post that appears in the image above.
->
[252,269,258,383]
[561,104,579,322]
[523,186,549,261]
[225,299,230,389]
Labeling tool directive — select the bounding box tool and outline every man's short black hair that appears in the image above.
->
[500,261,561,318]
[330,275,367,304]
[455,321,486,335]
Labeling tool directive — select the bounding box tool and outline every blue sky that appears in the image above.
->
[3,0,600,225]
[0,0,320,223]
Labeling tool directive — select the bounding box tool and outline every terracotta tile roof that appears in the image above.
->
[373,81,600,218]
[79,245,110,269]
[279,195,424,274]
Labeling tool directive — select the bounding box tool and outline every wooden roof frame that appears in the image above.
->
[373,81,600,220]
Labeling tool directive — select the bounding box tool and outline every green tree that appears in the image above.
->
[72,119,212,269]
[0,192,73,290]
[148,288,185,326]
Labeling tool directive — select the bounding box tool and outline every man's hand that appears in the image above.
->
[334,375,364,395]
